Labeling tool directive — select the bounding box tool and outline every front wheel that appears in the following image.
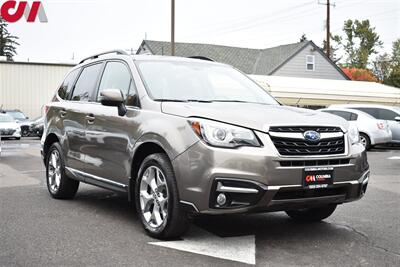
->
[135,153,189,239]
[285,204,337,222]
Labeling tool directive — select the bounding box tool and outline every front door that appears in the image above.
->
[84,60,139,187]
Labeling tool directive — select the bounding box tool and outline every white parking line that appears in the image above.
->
[388,156,400,160]
[149,226,256,265]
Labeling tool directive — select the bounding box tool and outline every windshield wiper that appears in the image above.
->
[153,99,212,103]
[211,100,270,105]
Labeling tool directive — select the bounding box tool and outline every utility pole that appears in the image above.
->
[318,0,335,59]
[171,0,175,56]
[326,0,330,58]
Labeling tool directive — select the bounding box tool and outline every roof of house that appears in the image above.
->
[137,40,348,79]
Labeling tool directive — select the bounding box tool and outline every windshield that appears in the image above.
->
[0,114,15,122]
[136,60,278,105]
[7,111,26,120]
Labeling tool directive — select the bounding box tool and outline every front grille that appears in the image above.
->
[269,126,345,156]
[271,136,345,156]
[0,129,15,135]
[269,126,342,133]
[279,158,350,167]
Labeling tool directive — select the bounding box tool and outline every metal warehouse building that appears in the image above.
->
[1,59,399,119]
[0,60,73,119]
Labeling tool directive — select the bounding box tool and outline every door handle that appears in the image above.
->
[60,110,67,117]
[85,114,95,123]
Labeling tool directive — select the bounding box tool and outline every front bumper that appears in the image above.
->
[173,131,369,214]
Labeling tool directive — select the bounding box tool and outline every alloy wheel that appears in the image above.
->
[48,150,62,193]
[139,166,169,229]
[360,135,367,148]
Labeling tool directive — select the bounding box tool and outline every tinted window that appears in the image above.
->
[58,68,80,100]
[352,108,379,118]
[97,62,132,102]
[350,113,358,121]
[377,109,398,120]
[71,63,103,101]
[328,110,352,121]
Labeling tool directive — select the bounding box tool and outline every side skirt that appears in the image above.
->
[65,167,128,193]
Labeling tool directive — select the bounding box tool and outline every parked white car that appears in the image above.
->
[330,104,400,144]
[0,113,21,140]
[319,108,392,150]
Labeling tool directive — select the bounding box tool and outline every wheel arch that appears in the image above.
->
[43,133,60,162]
[129,141,170,201]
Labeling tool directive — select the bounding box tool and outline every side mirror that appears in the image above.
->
[395,116,400,122]
[100,89,127,116]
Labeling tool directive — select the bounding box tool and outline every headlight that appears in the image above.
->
[189,118,261,148]
[348,124,360,144]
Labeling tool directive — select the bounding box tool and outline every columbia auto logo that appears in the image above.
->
[0,1,48,23]
[303,130,321,142]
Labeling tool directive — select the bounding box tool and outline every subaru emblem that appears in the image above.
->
[303,130,320,142]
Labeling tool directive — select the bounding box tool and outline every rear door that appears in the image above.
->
[84,60,139,188]
[64,62,104,172]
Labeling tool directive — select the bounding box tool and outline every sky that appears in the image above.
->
[6,0,400,64]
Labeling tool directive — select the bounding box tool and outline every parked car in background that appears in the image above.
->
[0,113,21,140]
[4,110,30,137]
[330,104,400,144]
[4,109,29,122]
[30,116,44,138]
[319,108,392,150]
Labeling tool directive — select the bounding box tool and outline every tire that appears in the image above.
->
[135,153,189,239]
[46,142,79,199]
[285,204,337,222]
[15,137,21,140]
[359,133,371,151]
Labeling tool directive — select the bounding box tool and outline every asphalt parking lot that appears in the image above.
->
[0,138,399,266]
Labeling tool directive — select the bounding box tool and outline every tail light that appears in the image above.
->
[377,122,385,130]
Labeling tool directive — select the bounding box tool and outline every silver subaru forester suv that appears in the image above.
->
[41,51,370,239]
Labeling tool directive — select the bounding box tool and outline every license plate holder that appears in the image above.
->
[303,167,334,189]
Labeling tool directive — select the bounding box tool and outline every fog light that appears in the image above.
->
[216,193,227,206]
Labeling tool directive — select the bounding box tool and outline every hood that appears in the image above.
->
[0,121,20,129]
[161,102,349,132]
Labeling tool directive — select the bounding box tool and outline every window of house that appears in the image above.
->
[306,55,315,71]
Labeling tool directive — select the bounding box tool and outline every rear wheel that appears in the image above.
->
[46,143,79,199]
[285,204,337,222]
[135,153,189,239]
[359,133,371,150]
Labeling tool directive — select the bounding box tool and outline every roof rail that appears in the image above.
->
[79,50,129,64]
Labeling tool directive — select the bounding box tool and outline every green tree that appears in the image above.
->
[341,19,383,69]
[373,39,400,88]
[391,39,400,67]
[386,39,400,88]
[0,17,19,61]
[373,53,392,82]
